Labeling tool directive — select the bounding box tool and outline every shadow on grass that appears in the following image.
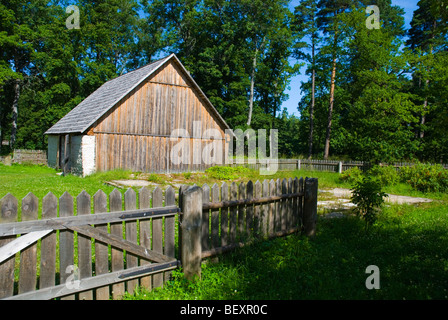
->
[202,206,448,300]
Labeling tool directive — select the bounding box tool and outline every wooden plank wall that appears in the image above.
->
[93,61,227,173]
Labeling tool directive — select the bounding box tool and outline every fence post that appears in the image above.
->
[303,178,318,237]
[338,161,343,174]
[180,185,203,281]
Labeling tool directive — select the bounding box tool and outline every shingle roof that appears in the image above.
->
[45,54,231,135]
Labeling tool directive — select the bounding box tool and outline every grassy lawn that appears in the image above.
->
[0,163,349,203]
[1,163,447,300]
[124,201,448,300]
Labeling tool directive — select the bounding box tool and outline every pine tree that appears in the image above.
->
[293,0,319,158]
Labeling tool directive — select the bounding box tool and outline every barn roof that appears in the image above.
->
[45,53,231,135]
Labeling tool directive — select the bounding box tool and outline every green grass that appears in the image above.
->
[2,163,447,300]
[0,163,133,201]
[124,201,448,300]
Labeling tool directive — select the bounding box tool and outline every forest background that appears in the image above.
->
[1,0,447,164]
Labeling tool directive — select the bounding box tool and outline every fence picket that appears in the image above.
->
[138,187,152,289]
[220,182,229,247]
[238,182,246,241]
[202,184,210,252]
[165,186,176,282]
[152,187,163,288]
[261,180,269,238]
[59,192,75,300]
[229,182,237,244]
[276,179,282,232]
[269,180,275,236]
[288,178,293,229]
[77,191,93,300]
[93,189,109,300]
[19,193,39,295]
[211,184,220,248]
[293,178,299,228]
[0,193,18,299]
[40,192,57,290]
[246,181,254,238]
[109,189,124,299]
[254,180,261,238]
[124,188,138,295]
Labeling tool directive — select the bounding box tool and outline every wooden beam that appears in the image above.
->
[201,192,304,210]
[0,230,52,264]
[65,224,174,263]
[4,260,179,300]
[0,205,179,237]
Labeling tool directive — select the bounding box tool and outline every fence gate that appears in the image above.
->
[0,177,318,300]
[0,187,179,300]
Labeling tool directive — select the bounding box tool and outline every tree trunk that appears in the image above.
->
[324,55,336,160]
[308,41,316,159]
[247,47,258,126]
[10,79,21,149]
[420,36,435,140]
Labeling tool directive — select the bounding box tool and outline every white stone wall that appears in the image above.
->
[70,135,83,176]
[46,134,96,176]
[81,135,96,176]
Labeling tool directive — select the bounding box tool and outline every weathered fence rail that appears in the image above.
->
[0,177,318,300]
[230,159,448,173]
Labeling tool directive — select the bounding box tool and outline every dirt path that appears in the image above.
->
[324,188,433,204]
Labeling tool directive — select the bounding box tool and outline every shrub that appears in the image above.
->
[205,166,253,180]
[183,172,192,179]
[367,165,399,186]
[400,163,448,193]
[147,173,164,184]
[351,176,388,229]
[339,167,363,184]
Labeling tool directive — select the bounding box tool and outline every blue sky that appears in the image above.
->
[282,0,420,117]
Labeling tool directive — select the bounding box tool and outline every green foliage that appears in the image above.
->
[147,173,165,184]
[339,166,363,184]
[205,166,253,180]
[399,163,448,193]
[367,165,400,186]
[351,176,388,229]
[182,172,192,180]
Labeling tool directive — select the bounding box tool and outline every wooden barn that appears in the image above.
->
[45,54,232,176]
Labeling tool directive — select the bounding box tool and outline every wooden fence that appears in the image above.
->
[231,159,448,173]
[0,177,318,300]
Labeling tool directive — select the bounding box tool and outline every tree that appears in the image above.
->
[407,0,448,145]
[340,7,419,162]
[316,0,358,159]
[143,0,295,132]
[293,0,319,158]
[0,0,41,149]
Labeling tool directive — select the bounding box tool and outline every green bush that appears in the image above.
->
[183,172,192,179]
[339,167,363,184]
[400,163,448,193]
[367,165,399,186]
[351,176,388,229]
[205,166,253,180]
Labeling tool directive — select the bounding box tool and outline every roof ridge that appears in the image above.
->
[45,54,174,135]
